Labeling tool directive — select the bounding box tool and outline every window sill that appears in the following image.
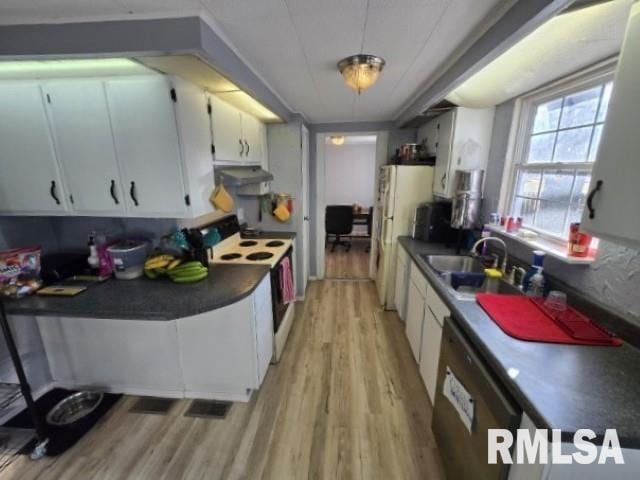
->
[484,224,596,265]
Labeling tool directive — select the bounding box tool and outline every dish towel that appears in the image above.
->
[279,257,295,304]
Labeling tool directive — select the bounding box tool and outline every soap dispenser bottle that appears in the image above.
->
[526,266,546,297]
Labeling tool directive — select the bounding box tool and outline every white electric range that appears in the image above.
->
[207,221,296,363]
[210,233,293,267]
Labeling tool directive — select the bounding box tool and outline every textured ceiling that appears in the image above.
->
[447,0,633,108]
[0,0,508,122]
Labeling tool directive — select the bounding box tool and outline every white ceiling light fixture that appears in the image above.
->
[337,54,386,94]
[330,135,346,146]
[336,0,385,95]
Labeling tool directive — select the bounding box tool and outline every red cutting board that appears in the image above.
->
[476,294,622,346]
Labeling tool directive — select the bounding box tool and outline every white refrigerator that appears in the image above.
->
[374,165,434,309]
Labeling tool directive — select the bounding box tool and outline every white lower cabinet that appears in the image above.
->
[37,316,183,395]
[177,275,273,399]
[404,251,448,404]
[37,276,273,401]
[394,252,409,321]
[406,279,425,364]
[419,306,443,403]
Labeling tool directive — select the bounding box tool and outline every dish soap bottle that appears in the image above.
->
[527,266,545,297]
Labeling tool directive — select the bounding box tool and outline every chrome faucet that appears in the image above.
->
[471,237,509,275]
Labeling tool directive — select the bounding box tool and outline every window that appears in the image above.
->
[509,71,614,239]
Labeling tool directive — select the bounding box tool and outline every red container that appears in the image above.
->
[568,223,592,257]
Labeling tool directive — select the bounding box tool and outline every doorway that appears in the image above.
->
[321,134,379,279]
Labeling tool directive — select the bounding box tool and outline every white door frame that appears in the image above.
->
[314,131,389,280]
[300,125,310,297]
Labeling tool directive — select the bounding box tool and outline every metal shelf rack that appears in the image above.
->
[0,300,49,461]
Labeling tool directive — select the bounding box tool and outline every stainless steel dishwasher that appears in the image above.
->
[432,318,522,480]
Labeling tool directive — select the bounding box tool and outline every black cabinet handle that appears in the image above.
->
[130,181,139,206]
[50,180,60,205]
[239,139,245,157]
[441,172,447,189]
[110,180,119,205]
[586,180,603,219]
[245,140,250,156]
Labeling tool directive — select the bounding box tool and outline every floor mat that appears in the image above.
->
[3,388,121,457]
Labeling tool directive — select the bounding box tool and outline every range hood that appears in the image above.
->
[215,166,274,186]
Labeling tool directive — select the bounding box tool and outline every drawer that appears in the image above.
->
[397,245,409,267]
[409,261,428,296]
[426,286,450,327]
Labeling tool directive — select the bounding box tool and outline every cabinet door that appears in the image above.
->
[105,76,189,217]
[394,259,408,321]
[419,306,443,404]
[241,113,264,165]
[210,95,243,163]
[178,298,258,395]
[433,110,455,198]
[172,77,215,218]
[253,276,273,384]
[581,3,640,247]
[0,82,68,214]
[54,316,183,392]
[405,280,425,363]
[44,80,125,215]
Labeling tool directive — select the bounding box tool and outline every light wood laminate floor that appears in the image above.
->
[325,238,371,279]
[4,280,444,480]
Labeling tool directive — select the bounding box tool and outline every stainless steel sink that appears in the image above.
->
[420,254,522,301]
[440,272,522,300]
[420,254,485,274]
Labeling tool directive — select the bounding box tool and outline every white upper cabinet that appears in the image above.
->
[209,94,267,166]
[581,3,640,248]
[0,82,69,214]
[209,94,243,163]
[241,112,265,165]
[172,77,215,218]
[44,80,125,215]
[433,110,455,198]
[105,76,189,217]
[419,107,495,199]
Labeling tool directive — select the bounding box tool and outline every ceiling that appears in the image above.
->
[0,0,510,123]
[446,0,633,108]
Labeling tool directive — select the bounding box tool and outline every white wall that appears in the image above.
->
[325,142,377,208]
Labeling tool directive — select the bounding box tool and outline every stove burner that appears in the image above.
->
[246,251,274,261]
[220,253,242,260]
[266,240,285,247]
[239,240,258,247]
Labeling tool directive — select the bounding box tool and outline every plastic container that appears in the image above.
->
[107,240,149,280]
[526,266,545,297]
[544,290,567,312]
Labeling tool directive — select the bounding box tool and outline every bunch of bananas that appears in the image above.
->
[144,254,208,283]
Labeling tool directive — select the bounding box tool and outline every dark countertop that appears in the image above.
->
[398,236,640,449]
[5,263,270,321]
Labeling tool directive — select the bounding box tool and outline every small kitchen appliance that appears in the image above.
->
[450,169,484,230]
[411,202,455,243]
